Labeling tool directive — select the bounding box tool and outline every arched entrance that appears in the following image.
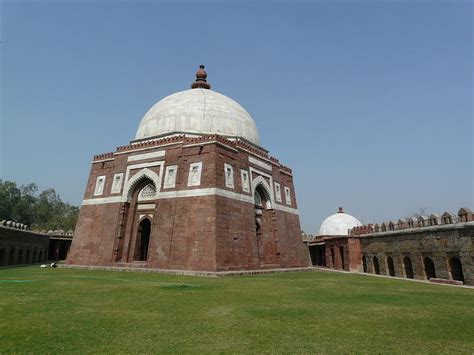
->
[134,218,151,261]
[387,256,395,277]
[403,256,414,279]
[449,257,464,283]
[114,174,157,263]
[373,256,380,274]
[423,257,436,280]
[253,181,279,267]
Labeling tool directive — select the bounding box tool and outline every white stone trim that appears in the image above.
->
[251,175,274,209]
[123,167,161,202]
[81,187,299,215]
[94,176,106,196]
[284,186,291,205]
[92,158,115,164]
[82,196,122,205]
[224,163,234,189]
[137,204,156,210]
[114,141,181,156]
[248,156,272,172]
[274,182,282,203]
[249,167,274,202]
[110,173,124,194]
[163,165,178,189]
[124,161,164,195]
[238,146,278,167]
[187,162,203,187]
[240,169,250,193]
[127,150,165,162]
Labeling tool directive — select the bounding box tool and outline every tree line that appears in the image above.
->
[0,180,79,231]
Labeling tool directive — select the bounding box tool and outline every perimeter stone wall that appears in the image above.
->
[359,222,474,285]
[0,226,49,266]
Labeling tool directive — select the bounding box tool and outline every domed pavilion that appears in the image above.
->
[307,207,362,272]
[67,66,308,272]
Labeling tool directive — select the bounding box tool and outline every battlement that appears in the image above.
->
[350,207,473,236]
[92,134,292,173]
[0,220,29,230]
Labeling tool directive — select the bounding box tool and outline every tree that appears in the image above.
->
[0,180,79,231]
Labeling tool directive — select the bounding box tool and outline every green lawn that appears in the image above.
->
[0,267,473,354]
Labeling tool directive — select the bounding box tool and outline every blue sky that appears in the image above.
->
[1,0,472,233]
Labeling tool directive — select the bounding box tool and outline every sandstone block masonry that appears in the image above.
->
[67,134,309,272]
[357,221,474,285]
[307,208,473,286]
[0,225,49,266]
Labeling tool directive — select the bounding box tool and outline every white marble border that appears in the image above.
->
[224,163,234,189]
[249,156,272,172]
[81,187,298,215]
[127,150,165,162]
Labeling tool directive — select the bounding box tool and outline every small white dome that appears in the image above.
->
[318,208,362,236]
[135,88,260,145]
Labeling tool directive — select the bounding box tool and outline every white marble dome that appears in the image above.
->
[135,88,260,145]
[318,208,362,236]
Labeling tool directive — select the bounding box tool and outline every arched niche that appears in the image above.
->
[252,175,273,210]
[122,168,161,203]
[134,217,152,262]
[373,256,380,275]
[387,256,395,277]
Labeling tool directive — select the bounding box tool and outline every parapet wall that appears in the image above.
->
[0,225,50,266]
[350,207,473,236]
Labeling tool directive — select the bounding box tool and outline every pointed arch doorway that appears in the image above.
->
[253,179,280,268]
[113,172,157,264]
[134,218,151,261]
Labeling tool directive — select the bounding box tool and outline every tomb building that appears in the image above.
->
[66,66,308,271]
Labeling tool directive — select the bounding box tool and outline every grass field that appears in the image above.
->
[0,267,473,354]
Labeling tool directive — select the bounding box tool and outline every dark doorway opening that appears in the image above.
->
[373,256,380,274]
[403,256,414,279]
[9,249,15,265]
[339,246,345,270]
[362,256,367,273]
[387,256,395,277]
[330,248,335,268]
[309,245,325,266]
[135,218,151,261]
[423,257,436,280]
[449,257,464,283]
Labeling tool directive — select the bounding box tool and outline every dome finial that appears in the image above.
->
[338,207,344,213]
[191,65,211,90]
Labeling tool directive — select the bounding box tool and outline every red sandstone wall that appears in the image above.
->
[151,196,217,271]
[67,203,121,265]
